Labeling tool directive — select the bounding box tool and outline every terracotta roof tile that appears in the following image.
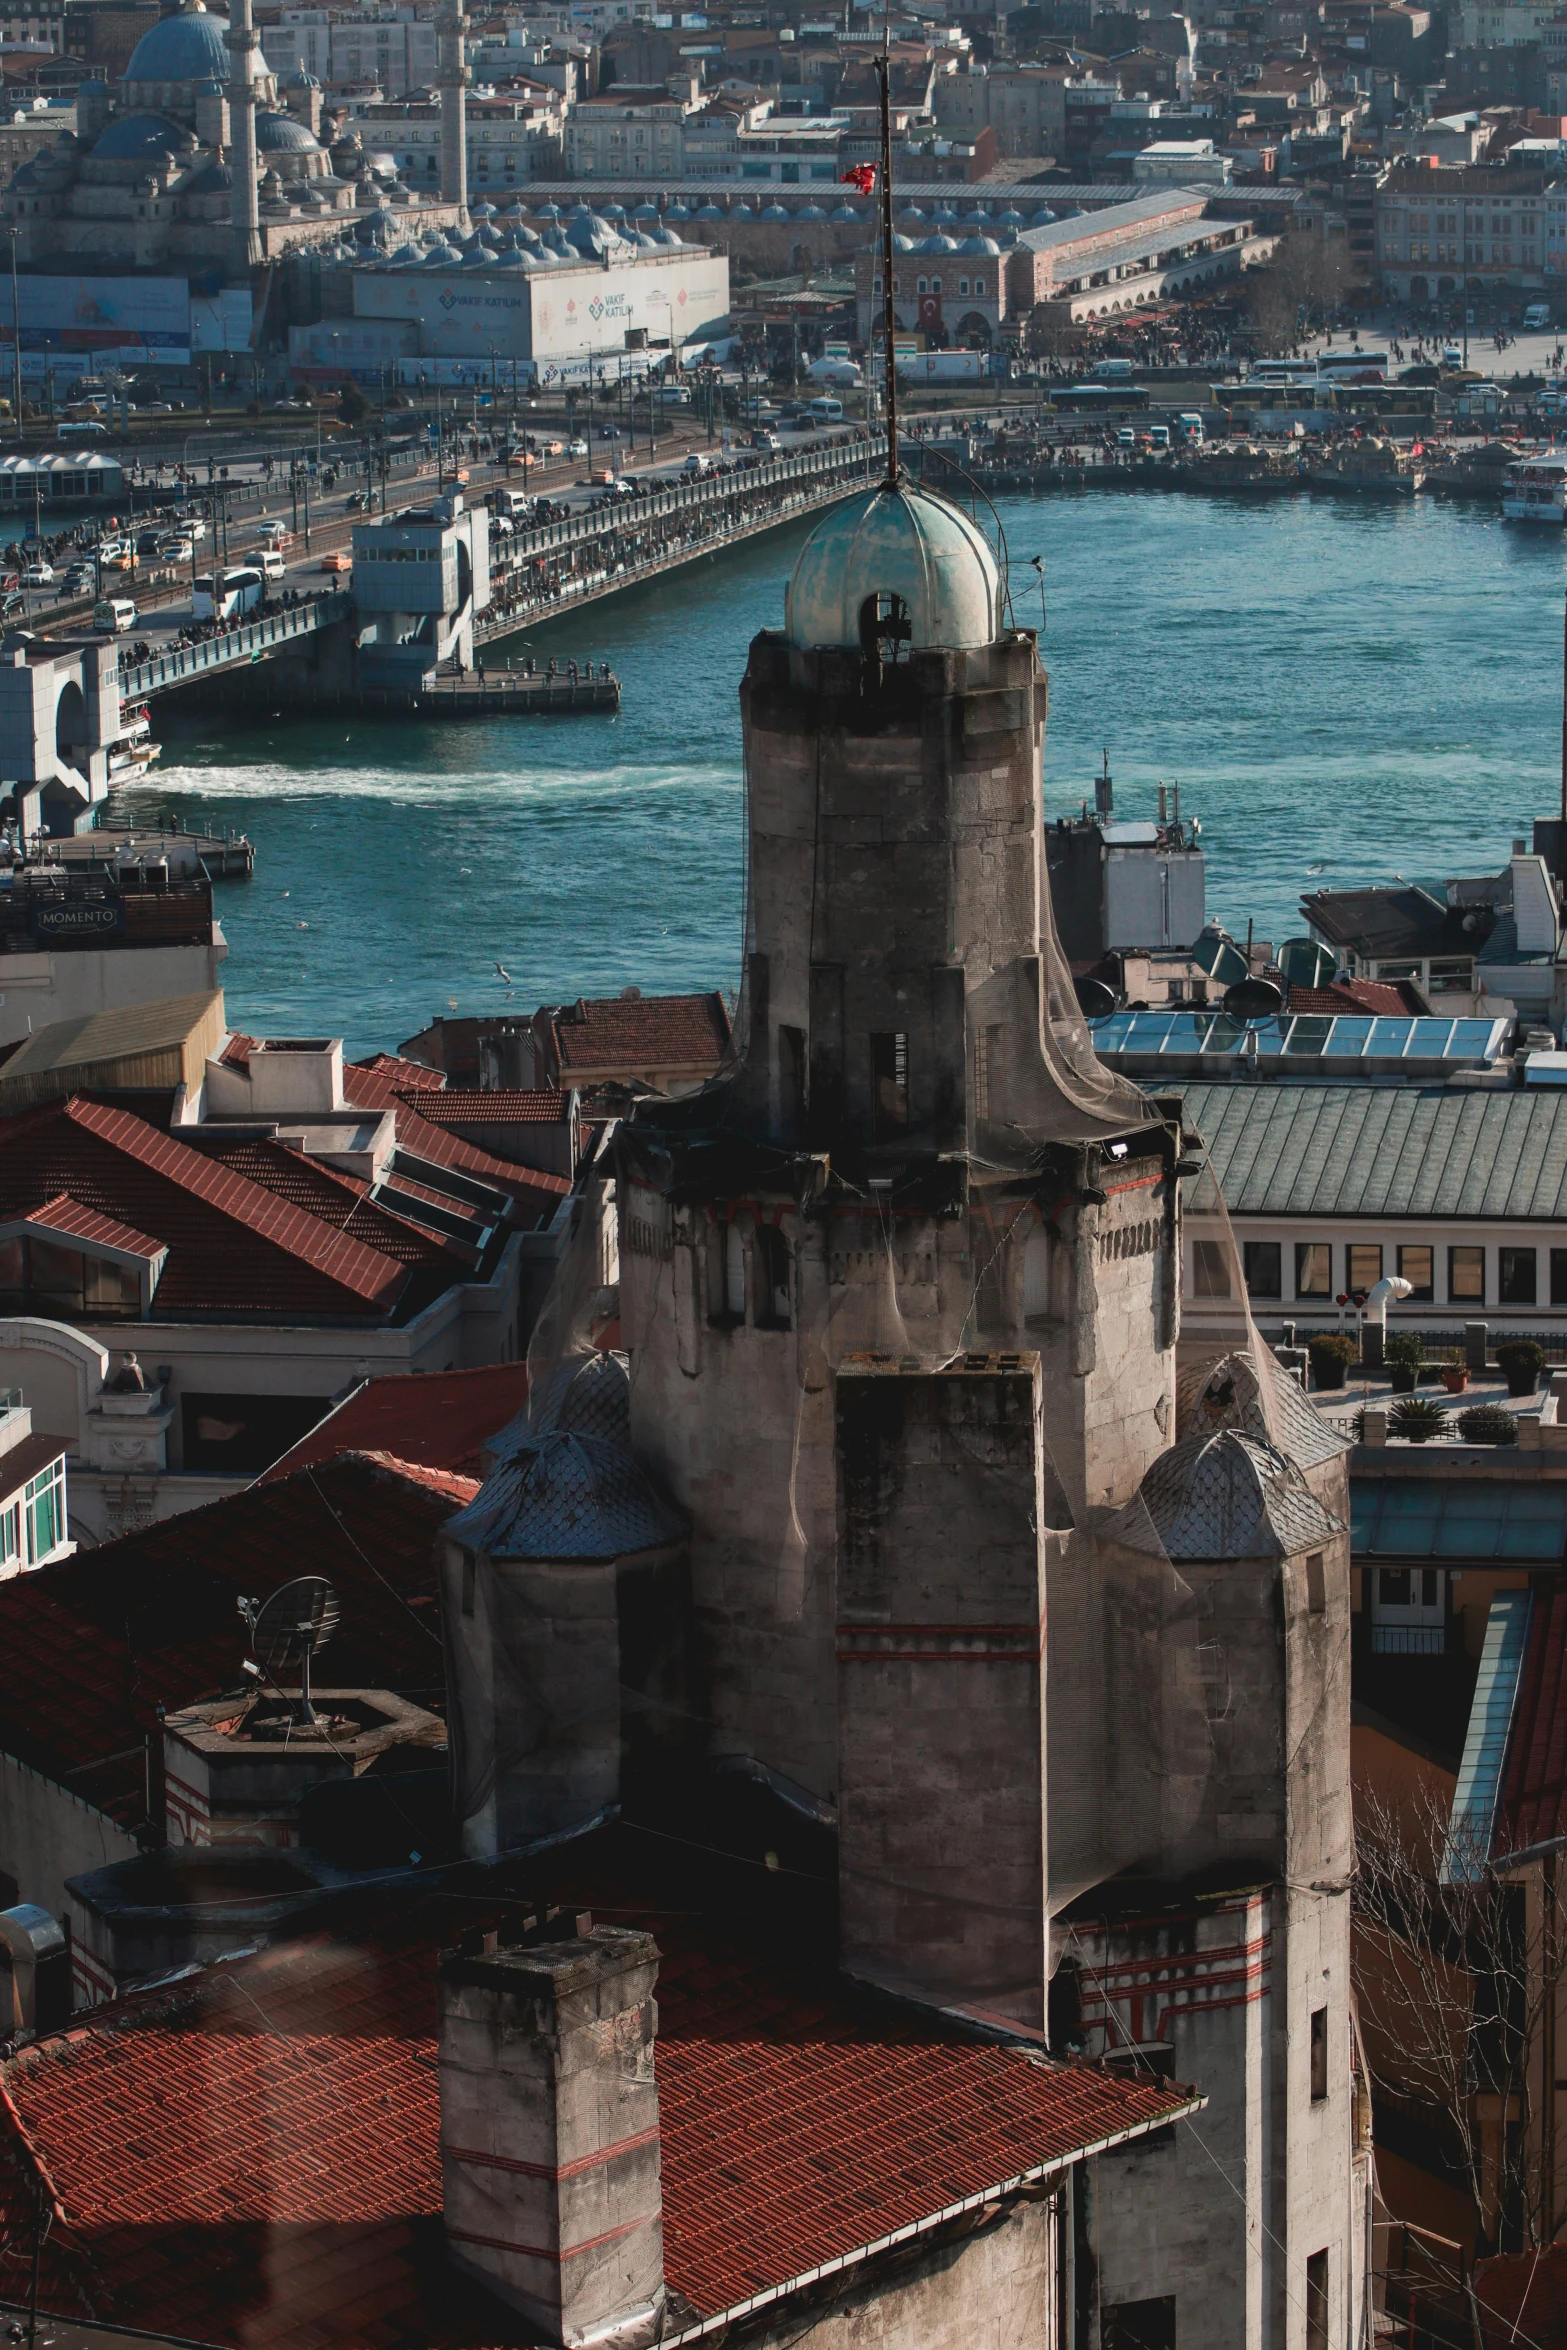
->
[549,993,731,1076]
[399,1091,572,1127]
[183,1135,452,1268]
[1287,980,1426,1016]
[0,1885,1195,2350]
[356,1054,448,1091]
[11,1193,165,1259]
[0,1455,467,1824]
[342,1069,567,1218]
[0,1099,411,1319]
[262,1366,531,1484]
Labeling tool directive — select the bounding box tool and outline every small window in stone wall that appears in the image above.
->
[1310,2005,1329,2099]
[755,1224,791,1330]
[1192,1238,1230,1298]
[1102,2296,1176,2350]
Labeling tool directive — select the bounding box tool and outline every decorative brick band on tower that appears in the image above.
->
[437,1923,665,2349]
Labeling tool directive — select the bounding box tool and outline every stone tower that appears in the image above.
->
[226,0,262,267]
[436,0,468,218]
[615,479,1183,2032]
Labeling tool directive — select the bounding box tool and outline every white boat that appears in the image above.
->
[1502,451,1567,523]
[108,703,161,781]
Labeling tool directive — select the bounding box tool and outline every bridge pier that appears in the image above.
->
[0,631,123,838]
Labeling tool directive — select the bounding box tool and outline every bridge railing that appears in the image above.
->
[506,431,890,566]
[118,592,353,700]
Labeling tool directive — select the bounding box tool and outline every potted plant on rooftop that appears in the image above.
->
[1458,1403,1519,1446]
[1440,1346,1469,1395]
[1385,1330,1425,1395]
[1496,1338,1547,1399]
[1390,1395,1447,1444]
[1308,1331,1357,1392]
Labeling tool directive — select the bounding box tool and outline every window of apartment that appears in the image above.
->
[1193,1240,1231,1297]
[1243,1240,1282,1299]
[1347,1243,1382,1295]
[0,1500,18,1570]
[1551,1247,1567,1308]
[870,1032,908,1140]
[23,1458,64,1564]
[1500,1246,1537,1305]
[1310,2005,1329,2100]
[755,1225,791,1330]
[1306,2252,1329,2350]
[1449,1245,1485,1303]
[1396,1244,1434,1301]
[1296,1241,1332,1298]
[1102,2299,1175,2350]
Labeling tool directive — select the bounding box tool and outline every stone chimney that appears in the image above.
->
[438,1920,665,2348]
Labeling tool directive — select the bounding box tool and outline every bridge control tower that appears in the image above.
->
[0,632,126,835]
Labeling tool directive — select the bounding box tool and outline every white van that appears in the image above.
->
[807,395,844,423]
[1526,302,1553,332]
[193,566,263,621]
[246,547,286,581]
[1093,357,1135,382]
[93,597,137,633]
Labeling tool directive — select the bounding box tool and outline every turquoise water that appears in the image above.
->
[126,486,1565,1056]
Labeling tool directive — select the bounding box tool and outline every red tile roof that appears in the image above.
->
[0,1454,472,1826]
[400,1090,572,1127]
[1475,2248,1567,2348]
[262,1365,531,1484]
[12,1193,165,1260]
[342,1066,568,1217]
[1497,1585,1567,1857]
[0,1099,412,1319]
[0,1888,1195,2350]
[356,1053,448,1091]
[548,992,731,1076]
[184,1134,452,1268]
[1287,980,1425,1016]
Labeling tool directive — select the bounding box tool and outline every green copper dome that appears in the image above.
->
[785,481,1001,654]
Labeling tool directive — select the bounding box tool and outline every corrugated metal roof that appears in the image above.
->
[1444,1588,1531,1882]
[1175,1082,1567,1221]
[0,993,223,1083]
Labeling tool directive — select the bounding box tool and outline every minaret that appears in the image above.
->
[227,0,262,268]
[437,0,468,219]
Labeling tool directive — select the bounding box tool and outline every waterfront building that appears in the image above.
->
[855,188,1277,343]
[0,991,568,1538]
[1375,159,1547,306]
[0,856,225,1038]
[349,490,491,685]
[299,210,730,383]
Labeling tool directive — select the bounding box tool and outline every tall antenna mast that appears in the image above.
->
[876,23,899,491]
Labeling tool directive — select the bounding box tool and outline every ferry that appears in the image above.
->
[109,703,161,782]
[1502,451,1567,523]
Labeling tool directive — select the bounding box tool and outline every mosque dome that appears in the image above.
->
[91,111,184,159]
[785,482,1001,654]
[123,2,230,85]
[255,108,320,151]
[188,156,233,192]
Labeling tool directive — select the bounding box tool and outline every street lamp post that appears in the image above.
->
[6,229,21,445]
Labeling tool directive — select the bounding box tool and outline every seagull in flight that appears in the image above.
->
[495,961,511,983]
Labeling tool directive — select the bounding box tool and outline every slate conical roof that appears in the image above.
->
[445,1351,684,1562]
[1177,1348,1347,1468]
[1112,1429,1342,1562]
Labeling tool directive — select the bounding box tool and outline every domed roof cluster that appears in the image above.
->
[123,1,231,85]
[446,1352,685,1563]
[786,483,1002,655]
[254,107,320,152]
[362,204,688,273]
[91,110,185,160]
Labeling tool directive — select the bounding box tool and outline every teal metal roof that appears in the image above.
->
[1352,1477,1567,1562]
[1443,1588,1532,1883]
[1175,1081,1567,1221]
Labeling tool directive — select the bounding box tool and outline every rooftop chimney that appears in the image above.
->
[438,1922,665,2348]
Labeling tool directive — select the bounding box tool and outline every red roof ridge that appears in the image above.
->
[60,1098,409,1310]
[331,1449,481,1503]
[10,1192,166,1260]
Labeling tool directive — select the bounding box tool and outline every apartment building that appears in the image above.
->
[932,58,1069,156]
[357,84,566,185]
[1376,160,1547,298]
[565,80,695,177]
[263,6,436,97]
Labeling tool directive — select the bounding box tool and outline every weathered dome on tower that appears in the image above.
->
[123,2,230,84]
[1115,1428,1342,1561]
[785,482,1001,653]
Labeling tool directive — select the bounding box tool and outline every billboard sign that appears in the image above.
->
[0,275,191,364]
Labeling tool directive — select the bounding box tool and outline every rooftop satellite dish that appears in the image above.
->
[1223,977,1285,1019]
[1075,975,1119,1020]
[237,1576,340,1726]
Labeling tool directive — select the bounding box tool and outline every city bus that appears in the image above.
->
[192,565,264,622]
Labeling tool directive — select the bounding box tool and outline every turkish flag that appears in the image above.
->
[918,293,942,331]
[840,163,877,192]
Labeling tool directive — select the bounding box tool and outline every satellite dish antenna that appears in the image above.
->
[1223,977,1285,1019]
[237,1576,340,1726]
